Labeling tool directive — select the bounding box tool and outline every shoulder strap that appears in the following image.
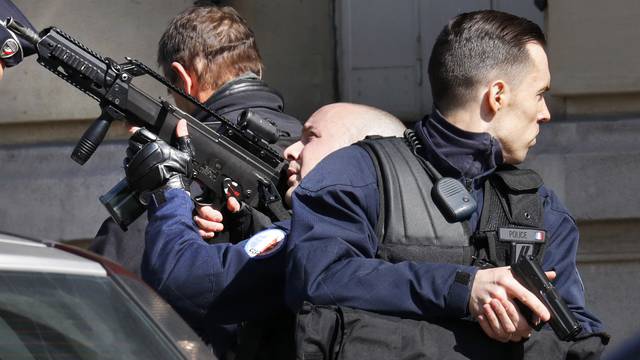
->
[357,136,388,242]
[357,135,420,244]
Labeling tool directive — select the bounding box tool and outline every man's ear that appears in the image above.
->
[487,80,509,114]
[170,62,197,96]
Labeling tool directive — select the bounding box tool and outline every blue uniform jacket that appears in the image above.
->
[286,111,604,334]
[142,188,289,344]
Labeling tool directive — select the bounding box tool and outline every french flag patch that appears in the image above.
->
[244,228,286,258]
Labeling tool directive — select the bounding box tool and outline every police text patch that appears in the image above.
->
[498,228,545,243]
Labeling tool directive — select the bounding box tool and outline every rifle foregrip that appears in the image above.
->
[512,255,582,341]
[71,111,113,165]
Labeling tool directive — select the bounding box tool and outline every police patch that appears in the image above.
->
[498,228,545,243]
[1,38,19,59]
[244,228,286,258]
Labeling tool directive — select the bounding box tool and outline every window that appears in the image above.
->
[0,272,182,360]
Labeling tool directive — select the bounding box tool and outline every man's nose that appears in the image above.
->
[539,112,551,123]
[538,100,551,123]
[284,141,303,161]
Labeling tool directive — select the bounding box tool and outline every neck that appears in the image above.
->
[196,88,215,103]
[441,105,489,134]
[417,111,504,180]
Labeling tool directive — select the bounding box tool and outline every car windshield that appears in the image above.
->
[0,271,183,360]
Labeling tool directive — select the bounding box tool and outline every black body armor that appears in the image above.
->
[294,136,580,360]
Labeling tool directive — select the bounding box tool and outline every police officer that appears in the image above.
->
[0,0,36,76]
[89,4,302,274]
[286,10,608,359]
[124,103,406,359]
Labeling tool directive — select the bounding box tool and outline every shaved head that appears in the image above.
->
[283,102,406,205]
[308,103,406,145]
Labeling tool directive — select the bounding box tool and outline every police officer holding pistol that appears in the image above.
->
[286,10,609,359]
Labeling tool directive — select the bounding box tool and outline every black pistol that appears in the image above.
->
[511,254,582,341]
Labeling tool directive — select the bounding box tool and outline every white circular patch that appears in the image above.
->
[244,228,286,258]
[1,38,19,59]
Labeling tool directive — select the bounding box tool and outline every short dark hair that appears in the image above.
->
[158,5,263,91]
[428,10,546,112]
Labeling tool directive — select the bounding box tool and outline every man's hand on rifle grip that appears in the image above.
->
[194,198,242,239]
[124,119,194,194]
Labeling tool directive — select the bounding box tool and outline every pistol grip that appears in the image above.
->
[515,299,545,331]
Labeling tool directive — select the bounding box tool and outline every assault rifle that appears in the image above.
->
[4,18,290,230]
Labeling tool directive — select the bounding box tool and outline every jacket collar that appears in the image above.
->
[414,109,503,181]
[191,73,285,124]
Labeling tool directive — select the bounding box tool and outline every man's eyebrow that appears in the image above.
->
[538,85,550,94]
[303,124,316,134]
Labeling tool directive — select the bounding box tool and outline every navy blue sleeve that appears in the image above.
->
[142,188,288,325]
[0,0,36,66]
[286,146,478,319]
[539,186,605,334]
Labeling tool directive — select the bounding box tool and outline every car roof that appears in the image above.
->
[0,232,107,276]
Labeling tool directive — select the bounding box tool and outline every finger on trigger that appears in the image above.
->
[227,197,241,213]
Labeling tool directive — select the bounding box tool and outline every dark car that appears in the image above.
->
[0,231,215,359]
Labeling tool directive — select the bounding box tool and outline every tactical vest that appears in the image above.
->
[358,135,474,265]
[358,133,546,267]
[295,134,552,360]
